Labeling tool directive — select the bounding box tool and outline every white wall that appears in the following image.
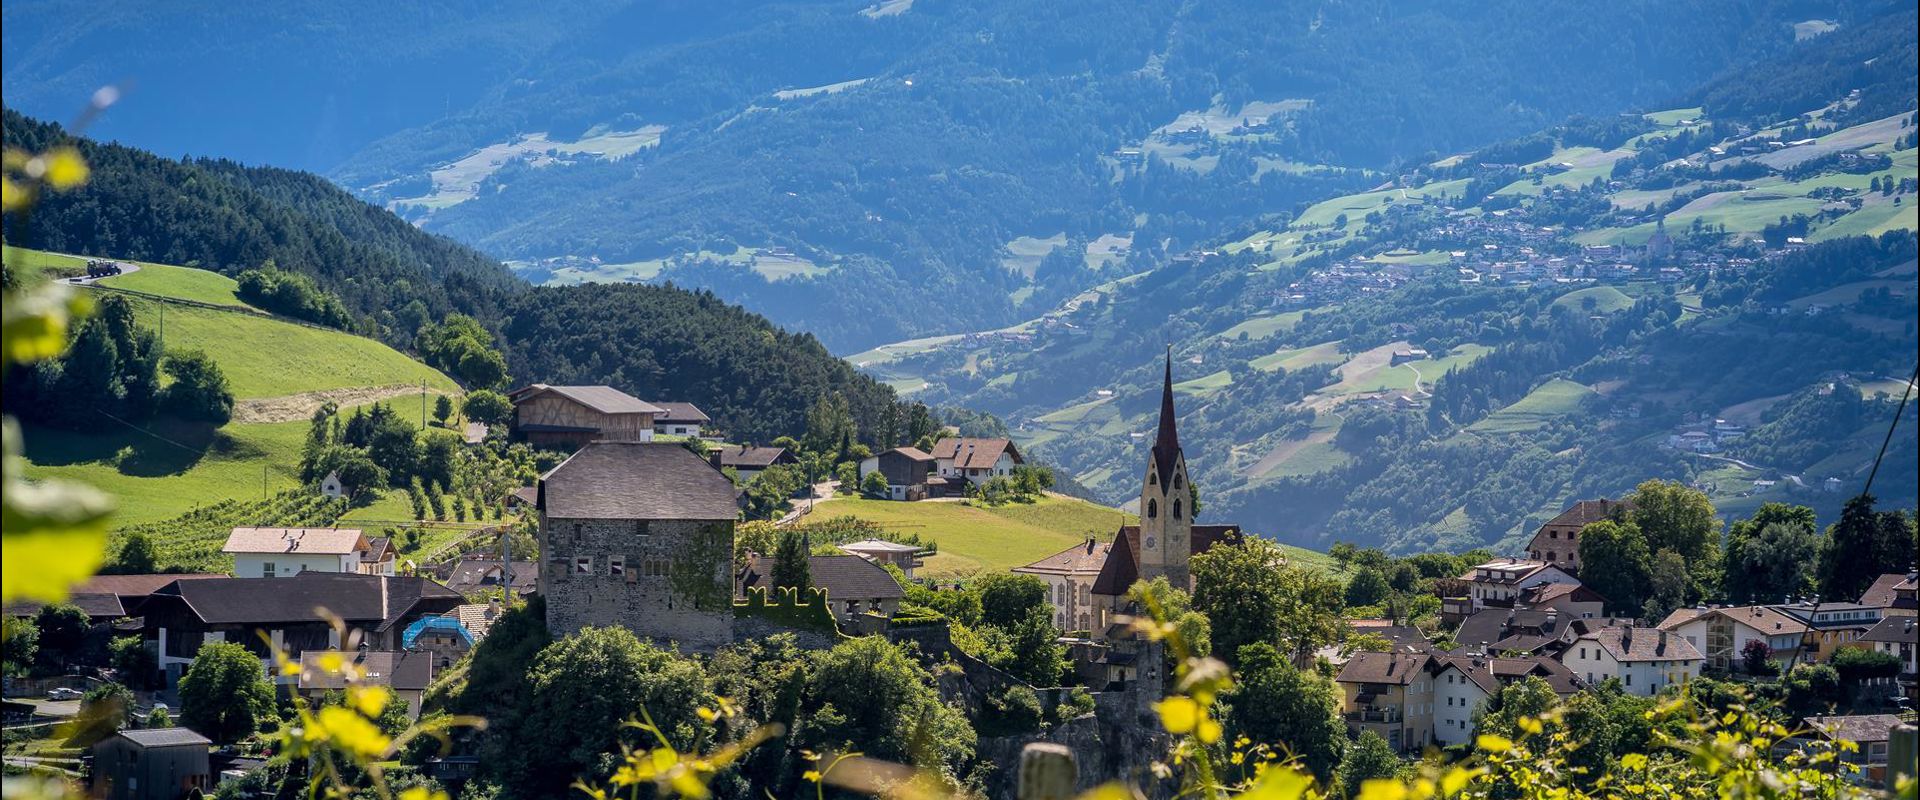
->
[231,553,356,578]
[1432,668,1488,747]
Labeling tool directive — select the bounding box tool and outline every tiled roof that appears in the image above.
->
[69,573,226,600]
[442,559,537,595]
[1804,714,1903,744]
[1014,539,1112,576]
[223,527,367,556]
[738,555,904,601]
[114,728,212,748]
[138,573,463,629]
[540,442,740,520]
[1336,651,1431,686]
[511,385,663,415]
[1090,524,1242,596]
[1581,625,1701,662]
[362,537,394,564]
[1545,498,1630,528]
[1859,615,1917,645]
[648,402,710,424]
[5,592,125,620]
[929,437,1022,469]
[452,604,506,639]
[882,446,934,462]
[1522,582,1603,606]
[1859,571,1917,608]
[298,650,436,692]
[717,446,793,469]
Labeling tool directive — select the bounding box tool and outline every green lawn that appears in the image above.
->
[119,296,457,399]
[1552,286,1635,313]
[813,495,1135,579]
[1174,369,1233,395]
[1469,379,1596,434]
[4,247,90,282]
[1218,311,1305,341]
[1250,340,1346,372]
[98,263,251,308]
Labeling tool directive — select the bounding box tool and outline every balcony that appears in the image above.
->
[1345,708,1402,724]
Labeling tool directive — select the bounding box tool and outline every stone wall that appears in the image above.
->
[540,515,734,651]
[974,691,1178,799]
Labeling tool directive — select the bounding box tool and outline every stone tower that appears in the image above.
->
[1137,349,1193,588]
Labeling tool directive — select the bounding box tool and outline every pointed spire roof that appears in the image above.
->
[1152,348,1182,483]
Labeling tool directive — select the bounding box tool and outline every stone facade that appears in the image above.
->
[539,516,735,651]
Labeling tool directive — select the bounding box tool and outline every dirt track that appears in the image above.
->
[232,384,452,424]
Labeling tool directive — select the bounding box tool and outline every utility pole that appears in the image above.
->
[262,464,268,501]
[421,380,428,429]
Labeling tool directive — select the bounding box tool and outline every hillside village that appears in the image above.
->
[6,349,1916,796]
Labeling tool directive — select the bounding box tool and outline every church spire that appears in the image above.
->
[1152,347,1181,481]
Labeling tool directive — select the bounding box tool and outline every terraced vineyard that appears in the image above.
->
[114,491,349,572]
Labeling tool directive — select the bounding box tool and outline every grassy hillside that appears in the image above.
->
[19,253,464,526]
[808,493,1340,580]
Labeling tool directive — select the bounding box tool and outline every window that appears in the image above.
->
[573,557,592,575]
[609,556,625,577]
[262,562,276,578]
[1148,472,1157,485]
[1174,473,1183,490]
[1056,584,1066,604]
[1173,499,1183,519]
[1147,499,1158,519]
[1623,674,1631,686]
[633,520,650,537]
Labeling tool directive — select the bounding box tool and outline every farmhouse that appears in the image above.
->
[928,437,1024,488]
[297,649,438,718]
[133,573,463,688]
[711,445,797,481]
[858,446,937,501]
[1524,497,1630,572]
[1453,558,1582,613]
[649,401,711,438]
[222,527,373,578]
[507,384,662,449]
[535,441,740,650]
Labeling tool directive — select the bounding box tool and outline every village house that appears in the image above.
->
[133,573,463,688]
[361,537,397,576]
[507,384,661,449]
[710,445,798,482]
[221,527,373,579]
[1335,652,1435,753]
[1515,582,1607,619]
[928,437,1024,488]
[3,573,225,625]
[297,649,438,718]
[1453,608,1577,656]
[649,402,711,438]
[436,555,538,599]
[91,728,212,800]
[837,539,923,578]
[1524,498,1630,572]
[1560,624,1702,696]
[1855,616,1918,677]
[1794,715,1905,787]
[1859,570,1918,617]
[1658,605,1809,673]
[535,441,740,651]
[1014,538,1112,632]
[1429,653,1583,748]
[858,446,937,501]
[736,554,904,622]
[1774,601,1885,662]
[1453,558,1582,614]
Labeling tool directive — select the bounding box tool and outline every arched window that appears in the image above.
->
[1174,473,1183,490]
[1173,499,1183,519]
[1148,471,1157,485]
[1147,499,1158,518]
[1055,584,1066,604]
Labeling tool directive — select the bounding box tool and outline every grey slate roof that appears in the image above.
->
[514,385,664,415]
[540,442,740,520]
[649,402,711,424]
[739,555,904,601]
[115,728,212,748]
[140,573,463,630]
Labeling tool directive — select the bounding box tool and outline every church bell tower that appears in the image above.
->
[1138,349,1193,587]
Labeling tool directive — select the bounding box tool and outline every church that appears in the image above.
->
[1087,352,1243,637]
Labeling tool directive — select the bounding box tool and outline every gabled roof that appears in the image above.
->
[1014,539,1112,576]
[1455,608,1566,654]
[649,402,710,424]
[1336,651,1432,686]
[1578,625,1701,662]
[224,527,368,556]
[112,728,211,748]
[68,573,226,600]
[298,650,436,692]
[441,559,537,595]
[1859,615,1918,645]
[877,446,934,462]
[928,437,1023,469]
[1804,714,1903,744]
[738,555,904,601]
[1520,582,1604,607]
[138,573,463,630]
[1090,524,1242,596]
[510,384,664,415]
[5,592,125,620]
[717,445,794,469]
[1858,571,1918,609]
[362,537,394,564]
[1544,498,1630,528]
[539,442,739,520]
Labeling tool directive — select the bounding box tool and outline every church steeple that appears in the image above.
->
[1151,347,1182,484]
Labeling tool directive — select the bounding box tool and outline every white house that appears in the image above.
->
[1856,616,1918,676]
[1561,624,1702,696]
[222,527,371,578]
[1455,558,1582,613]
[320,471,345,499]
[928,437,1023,488]
[1012,538,1111,632]
[1657,605,1808,672]
[648,402,711,438]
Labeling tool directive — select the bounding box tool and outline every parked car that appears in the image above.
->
[46,687,83,701]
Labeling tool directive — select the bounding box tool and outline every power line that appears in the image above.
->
[1860,364,1918,499]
